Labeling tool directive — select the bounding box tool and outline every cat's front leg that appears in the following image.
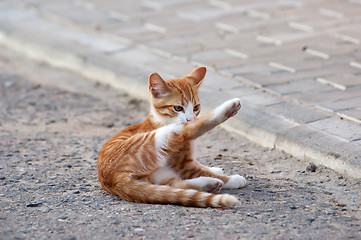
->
[183,98,241,140]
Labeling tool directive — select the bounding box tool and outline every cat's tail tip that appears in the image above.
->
[209,193,239,208]
[221,194,239,208]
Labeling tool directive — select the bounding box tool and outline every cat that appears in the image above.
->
[97,67,246,208]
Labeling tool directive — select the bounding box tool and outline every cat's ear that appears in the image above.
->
[188,67,206,87]
[149,72,170,98]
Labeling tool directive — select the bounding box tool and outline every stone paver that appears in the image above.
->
[265,102,329,124]
[310,117,361,142]
[0,0,360,179]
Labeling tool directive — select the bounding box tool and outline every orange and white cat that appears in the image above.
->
[97,67,246,208]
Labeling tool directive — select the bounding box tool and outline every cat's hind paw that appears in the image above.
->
[188,177,224,193]
[204,179,224,193]
[223,175,247,189]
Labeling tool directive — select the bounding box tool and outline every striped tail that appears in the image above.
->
[109,179,239,208]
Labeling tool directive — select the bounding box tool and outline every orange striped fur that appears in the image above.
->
[97,67,246,208]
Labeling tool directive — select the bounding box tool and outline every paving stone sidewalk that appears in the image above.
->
[0,0,360,178]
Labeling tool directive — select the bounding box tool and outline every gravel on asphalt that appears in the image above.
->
[1,47,360,240]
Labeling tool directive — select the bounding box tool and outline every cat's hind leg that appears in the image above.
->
[223,175,247,189]
[176,160,247,189]
[184,177,223,193]
[209,167,223,175]
[207,167,247,189]
[150,167,223,193]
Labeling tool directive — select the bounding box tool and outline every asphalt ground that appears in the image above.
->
[1,47,360,239]
[1,1,360,179]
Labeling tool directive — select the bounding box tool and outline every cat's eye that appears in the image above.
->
[193,104,200,112]
[173,105,183,112]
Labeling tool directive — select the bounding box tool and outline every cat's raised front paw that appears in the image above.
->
[223,174,247,189]
[225,99,241,118]
[213,98,241,123]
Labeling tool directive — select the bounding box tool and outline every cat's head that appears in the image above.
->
[149,67,206,125]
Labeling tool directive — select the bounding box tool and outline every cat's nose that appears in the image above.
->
[186,116,195,122]
[186,114,196,122]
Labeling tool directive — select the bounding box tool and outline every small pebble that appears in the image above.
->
[4,81,14,88]
[32,84,41,89]
[306,163,317,172]
[40,208,51,213]
[26,200,46,207]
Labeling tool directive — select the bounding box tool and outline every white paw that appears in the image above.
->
[209,167,223,175]
[213,98,241,123]
[188,177,224,193]
[223,175,247,189]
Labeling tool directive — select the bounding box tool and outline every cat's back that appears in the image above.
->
[97,117,160,182]
[112,116,160,140]
[98,117,159,160]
